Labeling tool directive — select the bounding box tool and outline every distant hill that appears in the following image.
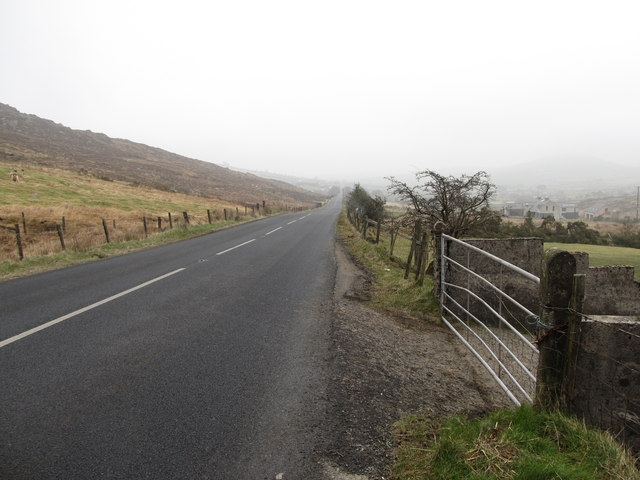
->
[491,157,640,190]
[0,103,324,206]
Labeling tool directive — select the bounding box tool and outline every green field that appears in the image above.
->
[545,242,640,281]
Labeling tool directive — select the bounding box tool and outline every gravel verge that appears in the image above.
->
[321,241,511,479]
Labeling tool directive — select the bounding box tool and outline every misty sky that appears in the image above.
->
[1,1,639,183]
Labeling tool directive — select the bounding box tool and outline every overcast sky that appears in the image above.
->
[1,0,639,183]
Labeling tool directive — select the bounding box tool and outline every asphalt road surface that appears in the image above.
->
[1,197,341,479]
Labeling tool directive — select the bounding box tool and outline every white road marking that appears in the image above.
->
[216,238,256,255]
[0,268,186,349]
[265,227,282,236]
[287,220,297,225]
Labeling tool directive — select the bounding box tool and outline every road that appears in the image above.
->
[0,197,341,479]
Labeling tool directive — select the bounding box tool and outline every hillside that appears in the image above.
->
[0,103,324,206]
[491,157,640,196]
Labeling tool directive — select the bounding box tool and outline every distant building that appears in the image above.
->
[584,204,609,220]
[502,198,579,220]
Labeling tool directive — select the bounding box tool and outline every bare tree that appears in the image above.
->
[387,170,496,237]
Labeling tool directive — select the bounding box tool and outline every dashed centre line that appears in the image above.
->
[0,268,186,349]
[265,227,282,236]
[216,238,256,255]
[3,215,311,348]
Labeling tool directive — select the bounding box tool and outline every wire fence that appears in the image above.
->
[0,204,289,261]
[345,208,431,282]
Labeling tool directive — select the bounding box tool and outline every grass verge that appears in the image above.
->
[0,219,249,281]
[338,212,638,479]
[391,405,639,480]
[337,211,439,319]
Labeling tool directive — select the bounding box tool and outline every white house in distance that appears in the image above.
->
[502,198,579,220]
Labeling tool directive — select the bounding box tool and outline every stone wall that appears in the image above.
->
[436,234,640,450]
[570,316,640,452]
[573,252,640,315]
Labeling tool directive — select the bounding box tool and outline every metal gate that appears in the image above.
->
[439,234,541,406]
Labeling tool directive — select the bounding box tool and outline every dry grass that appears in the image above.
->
[0,162,285,262]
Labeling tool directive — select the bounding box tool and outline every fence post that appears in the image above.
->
[362,216,368,239]
[21,212,27,234]
[375,220,381,244]
[414,222,425,281]
[389,227,397,258]
[534,248,577,412]
[560,273,585,411]
[224,209,228,221]
[416,230,429,285]
[102,219,110,243]
[182,211,189,225]
[142,217,148,237]
[168,212,173,229]
[404,221,420,279]
[15,224,24,260]
[157,216,162,231]
[432,228,446,298]
[62,216,66,233]
[207,209,212,224]
[56,224,66,250]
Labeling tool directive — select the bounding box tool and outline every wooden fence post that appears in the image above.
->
[168,212,173,229]
[56,224,66,250]
[207,209,212,224]
[375,220,381,244]
[534,248,577,412]
[157,216,162,231]
[21,212,27,234]
[182,211,189,225]
[416,230,429,285]
[62,216,66,233]
[559,273,585,411]
[224,209,228,221]
[432,228,445,298]
[404,221,421,279]
[142,217,148,237]
[414,223,425,281]
[389,228,397,258]
[15,224,24,260]
[102,219,110,243]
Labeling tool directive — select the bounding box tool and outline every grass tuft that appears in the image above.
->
[391,406,639,480]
